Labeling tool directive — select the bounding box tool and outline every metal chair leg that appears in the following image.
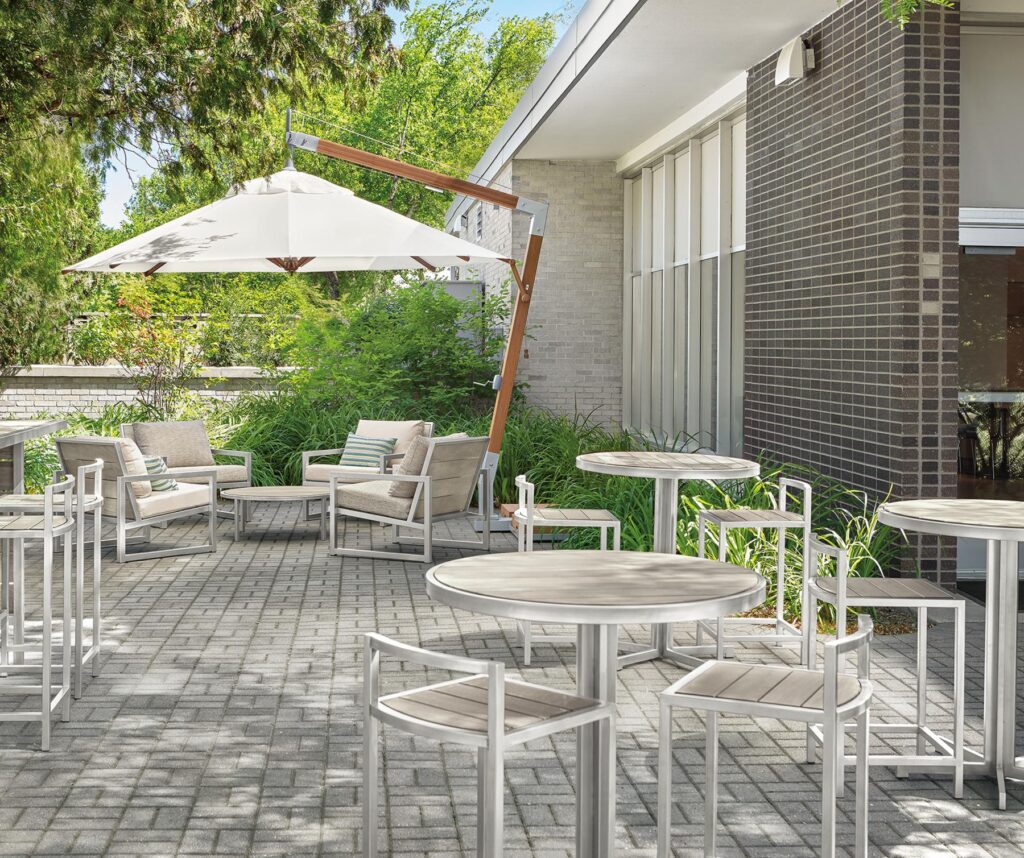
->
[74,511,85,698]
[916,606,928,757]
[953,602,965,799]
[40,537,53,751]
[519,621,532,666]
[705,710,718,858]
[656,700,673,858]
[477,748,487,858]
[854,709,870,858]
[481,741,503,857]
[61,531,71,722]
[92,505,102,678]
[806,592,819,764]
[822,711,838,858]
[363,715,379,858]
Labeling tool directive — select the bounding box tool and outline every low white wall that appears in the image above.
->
[0,365,279,418]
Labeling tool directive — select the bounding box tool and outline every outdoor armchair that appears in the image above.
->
[329,434,489,564]
[56,437,217,563]
[302,419,434,488]
[120,420,251,518]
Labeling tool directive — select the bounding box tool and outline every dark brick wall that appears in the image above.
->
[744,0,960,580]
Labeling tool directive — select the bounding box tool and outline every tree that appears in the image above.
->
[0,130,102,377]
[0,0,408,174]
[880,0,954,27]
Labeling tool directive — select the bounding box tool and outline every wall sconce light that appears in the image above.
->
[775,37,815,85]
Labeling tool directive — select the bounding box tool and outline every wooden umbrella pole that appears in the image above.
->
[286,128,548,455]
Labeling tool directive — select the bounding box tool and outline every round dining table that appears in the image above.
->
[426,549,765,857]
[576,451,760,666]
[879,498,1024,809]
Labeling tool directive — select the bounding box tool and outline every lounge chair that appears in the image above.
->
[302,419,434,488]
[57,437,217,563]
[329,434,490,564]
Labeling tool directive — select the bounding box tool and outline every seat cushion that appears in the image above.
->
[169,464,249,485]
[335,479,413,520]
[381,675,601,733]
[673,661,863,711]
[118,438,152,499]
[131,420,215,468]
[355,419,427,455]
[339,433,396,469]
[305,463,380,484]
[134,482,211,519]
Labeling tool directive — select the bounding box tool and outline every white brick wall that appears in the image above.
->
[0,367,275,418]
[463,160,624,427]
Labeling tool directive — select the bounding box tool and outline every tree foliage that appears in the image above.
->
[879,0,955,27]
[0,0,407,173]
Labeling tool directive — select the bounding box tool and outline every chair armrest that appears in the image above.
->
[302,448,346,468]
[366,632,494,676]
[382,452,405,472]
[119,470,217,487]
[213,449,252,478]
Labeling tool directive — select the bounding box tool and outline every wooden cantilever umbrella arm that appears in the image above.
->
[286,130,547,455]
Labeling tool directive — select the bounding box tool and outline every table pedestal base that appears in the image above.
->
[577,624,617,857]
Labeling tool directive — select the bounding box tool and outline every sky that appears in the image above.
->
[98,0,572,227]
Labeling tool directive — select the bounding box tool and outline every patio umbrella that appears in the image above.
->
[65,168,510,274]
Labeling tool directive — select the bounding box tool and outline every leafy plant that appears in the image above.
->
[879,0,954,28]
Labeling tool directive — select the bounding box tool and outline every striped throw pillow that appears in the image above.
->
[339,433,396,470]
[143,455,178,492]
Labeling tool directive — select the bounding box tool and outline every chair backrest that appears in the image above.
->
[120,420,213,468]
[414,435,489,519]
[364,633,503,742]
[37,473,75,531]
[808,535,850,604]
[354,420,435,456]
[778,477,812,523]
[56,437,137,520]
[822,613,873,713]
[514,474,535,521]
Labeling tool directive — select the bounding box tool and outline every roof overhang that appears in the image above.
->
[447,0,847,229]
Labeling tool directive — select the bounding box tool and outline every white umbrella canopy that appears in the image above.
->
[66,169,510,274]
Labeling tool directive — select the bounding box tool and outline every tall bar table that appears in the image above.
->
[879,498,1024,809]
[576,451,759,666]
[426,550,765,857]
[0,420,67,665]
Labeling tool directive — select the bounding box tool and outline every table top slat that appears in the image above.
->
[576,451,759,481]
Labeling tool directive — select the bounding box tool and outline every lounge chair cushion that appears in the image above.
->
[389,435,430,499]
[135,482,211,519]
[355,419,427,455]
[305,463,380,484]
[118,438,152,499]
[170,464,249,485]
[131,420,215,468]
[339,433,396,469]
[336,480,413,521]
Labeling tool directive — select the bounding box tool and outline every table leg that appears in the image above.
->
[319,501,327,540]
[577,624,617,858]
[234,499,241,542]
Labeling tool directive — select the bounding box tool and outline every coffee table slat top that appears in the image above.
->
[576,451,759,480]
[221,485,329,502]
[427,550,765,625]
[0,419,67,449]
[879,498,1024,541]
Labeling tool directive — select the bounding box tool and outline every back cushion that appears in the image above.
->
[131,421,214,468]
[118,439,153,499]
[355,419,426,455]
[388,435,430,499]
[339,433,396,469]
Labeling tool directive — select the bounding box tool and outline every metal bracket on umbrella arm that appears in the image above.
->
[284,127,548,460]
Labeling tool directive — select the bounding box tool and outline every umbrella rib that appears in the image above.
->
[411,256,438,272]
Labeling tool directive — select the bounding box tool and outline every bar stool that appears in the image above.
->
[363,633,614,857]
[805,538,965,798]
[0,474,74,750]
[695,477,811,655]
[0,461,104,698]
[658,614,873,858]
[512,474,620,665]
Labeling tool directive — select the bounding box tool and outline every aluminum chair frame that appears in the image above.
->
[658,615,874,858]
[120,423,251,521]
[329,436,490,565]
[695,477,811,654]
[805,538,966,798]
[57,437,217,563]
[512,474,620,666]
[0,461,104,699]
[363,632,615,857]
[0,475,75,751]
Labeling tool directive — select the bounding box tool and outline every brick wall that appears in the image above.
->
[463,160,624,427]
[0,367,275,418]
[744,0,960,580]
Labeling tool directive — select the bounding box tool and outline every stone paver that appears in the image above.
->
[1,506,1023,857]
